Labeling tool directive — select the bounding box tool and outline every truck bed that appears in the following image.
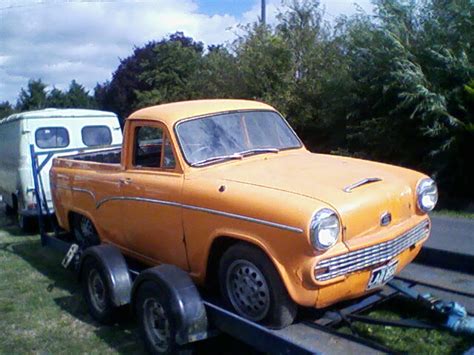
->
[67,147,121,164]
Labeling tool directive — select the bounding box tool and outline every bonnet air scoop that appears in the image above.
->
[343,177,382,193]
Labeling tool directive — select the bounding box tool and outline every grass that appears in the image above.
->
[0,208,472,354]
[432,209,474,220]
[0,210,254,354]
[341,298,473,354]
[0,216,145,354]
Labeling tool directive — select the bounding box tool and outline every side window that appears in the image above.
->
[133,125,177,169]
[134,126,163,168]
[35,127,69,149]
[82,126,112,147]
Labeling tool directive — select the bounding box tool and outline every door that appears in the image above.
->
[119,120,188,270]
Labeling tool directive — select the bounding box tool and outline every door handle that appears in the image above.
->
[119,178,133,185]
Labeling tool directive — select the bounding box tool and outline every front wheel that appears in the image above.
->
[135,281,191,355]
[219,243,297,329]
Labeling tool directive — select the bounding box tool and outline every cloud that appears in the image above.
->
[0,0,373,105]
[0,0,239,103]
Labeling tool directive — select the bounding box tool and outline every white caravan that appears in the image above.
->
[0,108,122,229]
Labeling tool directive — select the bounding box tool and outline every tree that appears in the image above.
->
[65,80,96,108]
[0,101,14,118]
[134,32,204,108]
[234,24,293,110]
[275,0,349,150]
[16,79,48,111]
[47,87,67,108]
[95,32,204,119]
[191,45,242,99]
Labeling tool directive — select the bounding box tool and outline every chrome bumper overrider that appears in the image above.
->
[314,219,430,281]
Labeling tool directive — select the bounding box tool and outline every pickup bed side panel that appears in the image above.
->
[51,160,126,246]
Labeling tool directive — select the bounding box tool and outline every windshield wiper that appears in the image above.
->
[191,153,243,167]
[237,148,280,157]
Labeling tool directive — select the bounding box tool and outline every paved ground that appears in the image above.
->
[427,215,474,256]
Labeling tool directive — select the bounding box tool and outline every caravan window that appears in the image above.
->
[82,126,112,147]
[35,127,70,149]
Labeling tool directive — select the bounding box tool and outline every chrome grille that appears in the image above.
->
[315,219,430,281]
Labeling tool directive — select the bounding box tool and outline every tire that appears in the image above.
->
[73,215,100,248]
[219,243,297,329]
[81,258,116,324]
[135,281,192,355]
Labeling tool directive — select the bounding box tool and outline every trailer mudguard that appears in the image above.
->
[132,264,208,345]
[78,244,132,307]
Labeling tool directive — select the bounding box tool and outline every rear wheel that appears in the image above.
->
[135,281,191,355]
[82,258,116,324]
[73,215,100,248]
[219,243,297,329]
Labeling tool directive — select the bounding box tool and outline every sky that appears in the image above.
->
[0,0,373,104]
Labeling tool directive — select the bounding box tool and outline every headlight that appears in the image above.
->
[310,208,340,250]
[416,178,438,212]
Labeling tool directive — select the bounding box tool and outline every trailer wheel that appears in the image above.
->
[73,215,100,248]
[135,281,191,355]
[82,258,116,324]
[219,243,297,329]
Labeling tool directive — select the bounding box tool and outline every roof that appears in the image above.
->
[128,99,276,126]
[0,108,117,125]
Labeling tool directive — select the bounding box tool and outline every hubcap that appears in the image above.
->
[88,269,106,312]
[80,218,94,239]
[143,298,171,352]
[226,259,270,321]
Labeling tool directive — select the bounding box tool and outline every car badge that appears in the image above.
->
[380,212,392,226]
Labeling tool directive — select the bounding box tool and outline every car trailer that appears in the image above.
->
[30,144,474,354]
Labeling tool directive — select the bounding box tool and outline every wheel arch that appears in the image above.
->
[68,209,101,239]
[131,265,208,346]
[78,244,132,307]
[204,234,294,300]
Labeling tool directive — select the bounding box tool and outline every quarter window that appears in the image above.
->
[35,127,69,149]
[82,126,112,147]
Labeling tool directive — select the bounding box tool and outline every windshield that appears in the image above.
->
[176,110,302,166]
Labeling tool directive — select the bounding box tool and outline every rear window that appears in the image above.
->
[82,126,112,147]
[35,127,69,149]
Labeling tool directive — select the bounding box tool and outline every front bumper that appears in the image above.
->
[310,217,430,308]
[314,219,429,282]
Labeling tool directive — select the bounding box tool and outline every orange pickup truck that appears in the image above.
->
[50,99,438,329]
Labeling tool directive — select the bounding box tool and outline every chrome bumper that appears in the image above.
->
[314,219,430,281]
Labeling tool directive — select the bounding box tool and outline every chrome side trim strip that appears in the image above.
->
[71,187,96,200]
[95,196,181,210]
[343,177,382,193]
[56,185,303,234]
[54,184,96,200]
[181,203,303,233]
